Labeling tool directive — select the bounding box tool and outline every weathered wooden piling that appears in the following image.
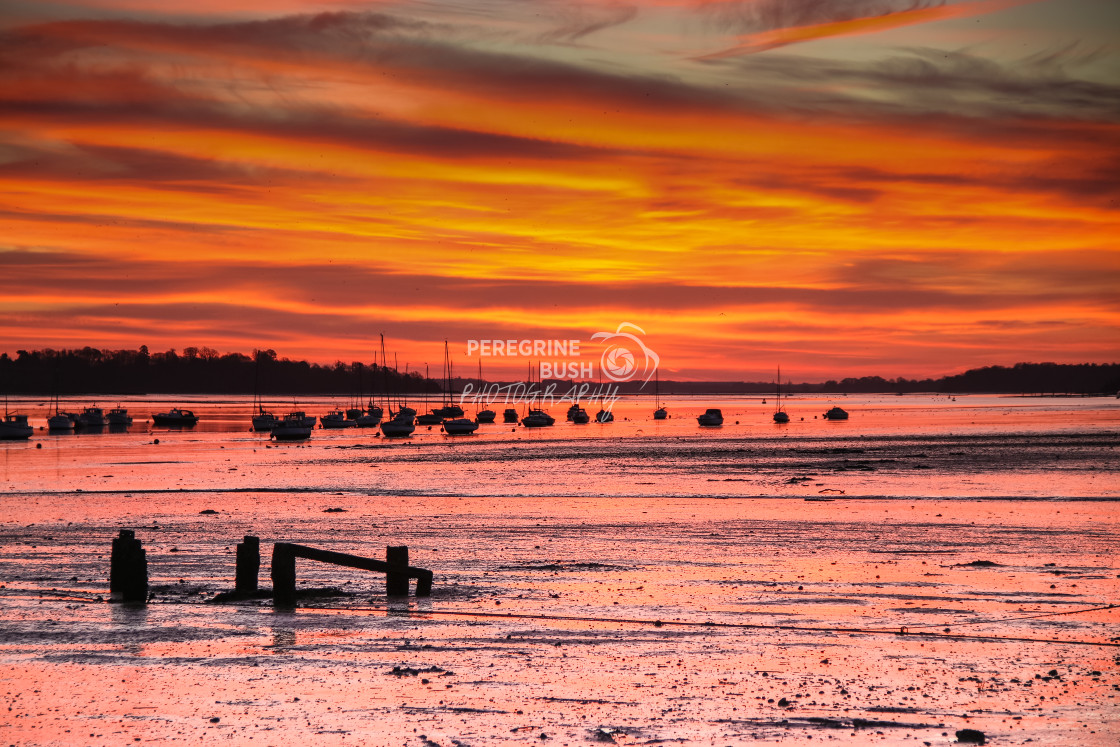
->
[235,535,260,593]
[271,543,297,607]
[385,545,410,597]
[269,543,432,606]
[109,529,148,603]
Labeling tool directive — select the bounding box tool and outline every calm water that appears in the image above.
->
[2,394,1118,745]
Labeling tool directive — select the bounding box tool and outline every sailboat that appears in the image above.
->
[773,366,790,424]
[653,369,667,420]
[434,341,464,418]
[567,402,589,423]
[520,361,555,427]
[346,362,365,422]
[271,412,312,440]
[380,341,416,438]
[594,368,613,423]
[47,389,74,431]
[475,359,496,423]
[416,364,444,425]
[251,352,279,432]
[320,407,356,428]
[352,362,383,426]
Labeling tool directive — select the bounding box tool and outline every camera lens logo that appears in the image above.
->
[591,322,659,386]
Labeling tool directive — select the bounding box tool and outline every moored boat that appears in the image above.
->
[47,391,75,430]
[252,411,280,432]
[773,366,790,424]
[355,405,383,427]
[503,408,519,423]
[107,406,133,426]
[380,412,416,438]
[271,413,312,440]
[697,408,724,426]
[521,409,555,427]
[653,370,667,419]
[442,417,479,435]
[472,359,495,423]
[0,413,33,440]
[823,406,849,420]
[595,408,614,423]
[320,409,356,429]
[152,408,199,426]
[48,412,75,430]
[76,406,106,428]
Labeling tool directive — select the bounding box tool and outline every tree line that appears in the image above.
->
[0,347,440,396]
[1,348,1117,395]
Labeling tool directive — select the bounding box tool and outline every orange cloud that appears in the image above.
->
[696,0,1046,58]
[1,4,1117,380]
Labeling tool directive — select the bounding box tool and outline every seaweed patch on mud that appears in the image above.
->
[497,562,629,572]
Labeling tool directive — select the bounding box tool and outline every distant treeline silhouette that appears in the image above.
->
[1,348,1117,396]
[0,347,441,397]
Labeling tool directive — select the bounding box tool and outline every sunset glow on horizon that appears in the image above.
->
[2,0,1117,381]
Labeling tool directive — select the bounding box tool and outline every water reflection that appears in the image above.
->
[270,625,296,651]
[110,601,149,627]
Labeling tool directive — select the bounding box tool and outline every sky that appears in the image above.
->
[1,0,1118,382]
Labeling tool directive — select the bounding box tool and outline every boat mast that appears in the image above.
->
[776,365,781,412]
[444,340,453,408]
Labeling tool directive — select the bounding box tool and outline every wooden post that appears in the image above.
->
[109,529,148,603]
[385,545,410,596]
[235,535,260,593]
[271,542,296,607]
[415,568,433,597]
[268,542,432,604]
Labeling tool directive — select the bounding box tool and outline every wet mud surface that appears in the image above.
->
[2,493,1118,745]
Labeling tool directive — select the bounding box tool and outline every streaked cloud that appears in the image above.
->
[0,0,1116,379]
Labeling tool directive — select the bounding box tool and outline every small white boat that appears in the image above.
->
[653,370,667,419]
[271,413,312,440]
[107,406,133,426]
[773,366,790,424]
[473,361,495,423]
[0,413,33,440]
[697,408,724,426]
[442,417,479,435]
[47,392,74,430]
[48,412,75,430]
[76,406,106,428]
